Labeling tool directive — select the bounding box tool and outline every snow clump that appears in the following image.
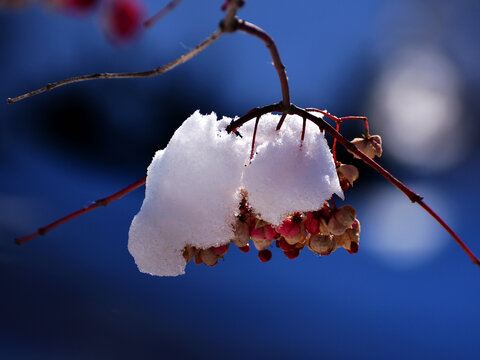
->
[128,111,342,276]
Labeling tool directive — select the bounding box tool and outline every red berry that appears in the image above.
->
[239,244,250,253]
[340,178,350,191]
[258,249,272,262]
[65,0,97,11]
[305,211,320,235]
[105,0,144,41]
[284,248,300,260]
[277,238,296,252]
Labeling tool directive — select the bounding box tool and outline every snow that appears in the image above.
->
[128,111,342,276]
[241,113,343,225]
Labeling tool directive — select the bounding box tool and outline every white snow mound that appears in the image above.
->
[128,111,342,276]
[241,113,344,225]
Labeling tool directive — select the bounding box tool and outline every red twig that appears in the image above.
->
[276,113,287,131]
[332,121,341,163]
[300,116,306,148]
[15,177,146,245]
[235,20,290,109]
[144,0,183,28]
[226,103,480,267]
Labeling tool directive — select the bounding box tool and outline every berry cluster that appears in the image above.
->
[183,187,361,267]
[180,123,383,269]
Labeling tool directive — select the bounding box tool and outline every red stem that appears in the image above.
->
[332,121,341,163]
[250,116,260,162]
[144,0,183,28]
[300,117,306,148]
[15,177,146,245]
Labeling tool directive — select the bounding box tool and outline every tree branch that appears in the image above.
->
[234,19,291,109]
[15,177,146,245]
[7,29,222,104]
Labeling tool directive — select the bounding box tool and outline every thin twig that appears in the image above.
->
[7,29,223,104]
[144,0,183,28]
[235,19,291,109]
[250,116,260,162]
[15,177,146,245]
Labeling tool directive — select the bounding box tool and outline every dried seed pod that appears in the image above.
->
[231,219,250,248]
[182,246,195,264]
[193,248,203,265]
[307,234,337,256]
[337,163,359,186]
[200,248,219,266]
[335,219,361,253]
[328,205,356,235]
[252,238,274,251]
[351,134,383,159]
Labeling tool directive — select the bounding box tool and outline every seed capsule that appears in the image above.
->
[200,248,219,266]
[351,134,383,159]
[307,234,337,256]
[328,205,356,235]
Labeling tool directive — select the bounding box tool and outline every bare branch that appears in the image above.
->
[15,177,146,245]
[234,19,291,110]
[7,29,223,104]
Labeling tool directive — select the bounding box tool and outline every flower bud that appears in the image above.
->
[351,134,382,159]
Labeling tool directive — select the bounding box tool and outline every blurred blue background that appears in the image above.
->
[1,0,480,359]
